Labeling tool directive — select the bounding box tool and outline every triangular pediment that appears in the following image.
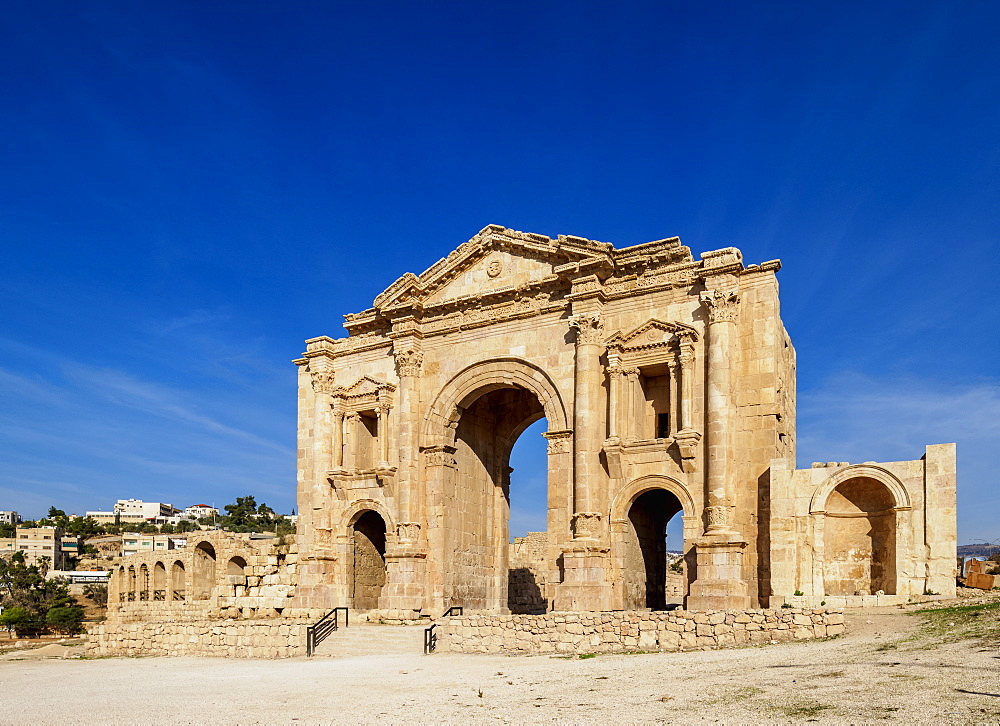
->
[606,319,698,349]
[373,225,609,310]
[341,375,395,397]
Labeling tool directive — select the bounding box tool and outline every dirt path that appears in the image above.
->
[2,605,998,724]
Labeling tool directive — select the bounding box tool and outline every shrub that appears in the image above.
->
[45,606,84,634]
[793,590,804,597]
[781,603,793,608]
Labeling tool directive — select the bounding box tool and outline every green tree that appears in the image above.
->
[0,552,81,635]
[0,606,42,637]
[45,605,84,634]
[0,522,14,538]
[174,519,198,533]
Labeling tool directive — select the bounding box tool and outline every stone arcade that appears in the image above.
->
[292,225,957,615]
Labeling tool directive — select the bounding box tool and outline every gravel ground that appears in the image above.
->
[2,603,998,725]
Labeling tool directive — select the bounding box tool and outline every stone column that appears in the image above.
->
[667,359,679,437]
[342,413,359,471]
[672,332,701,472]
[379,344,429,613]
[331,406,345,470]
[623,368,640,442]
[569,311,605,531]
[700,288,739,533]
[687,285,750,610]
[554,312,612,612]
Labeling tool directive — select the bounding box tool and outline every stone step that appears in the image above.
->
[310,624,428,657]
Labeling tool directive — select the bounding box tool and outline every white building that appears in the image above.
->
[0,511,21,525]
[86,499,181,525]
[184,504,219,520]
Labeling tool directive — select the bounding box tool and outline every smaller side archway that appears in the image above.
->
[349,510,388,610]
[192,542,216,600]
[127,565,137,602]
[611,476,698,610]
[227,556,247,580]
[153,561,167,601]
[171,560,186,601]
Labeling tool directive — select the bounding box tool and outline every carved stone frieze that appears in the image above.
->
[421,444,458,468]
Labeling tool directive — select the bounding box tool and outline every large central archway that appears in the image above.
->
[423,358,570,613]
[449,385,545,610]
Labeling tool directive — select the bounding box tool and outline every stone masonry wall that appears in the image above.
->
[86,620,307,658]
[508,532,548,613]
[438,608,844,655]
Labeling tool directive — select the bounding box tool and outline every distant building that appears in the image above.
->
[121,533,184,557]
[184,504,219,520]
[86,499,181,525]
[0,511,21,525]
[10,526,65,569]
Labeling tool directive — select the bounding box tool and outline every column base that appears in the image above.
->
[686,536,751,610]
[378,549,429,612]
[552,543,613,612]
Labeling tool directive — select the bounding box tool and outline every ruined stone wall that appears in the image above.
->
[437,608,844,655]
[86,620,307,658]
[508,532,548,613]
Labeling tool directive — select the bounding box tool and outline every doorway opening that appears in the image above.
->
[623,489,685,610]
[350,510,387,610]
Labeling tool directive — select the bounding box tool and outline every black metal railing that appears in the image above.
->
[423,606,463,654]
[306,606,348,656]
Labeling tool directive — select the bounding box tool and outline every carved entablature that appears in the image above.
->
[604,319,698,369]
[332,376,396,413]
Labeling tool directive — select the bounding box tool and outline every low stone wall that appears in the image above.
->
[437,609,844,655]
[86,620,307,658]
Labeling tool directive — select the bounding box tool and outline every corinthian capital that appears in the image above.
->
[309,364,336,395]
[569,312,604,346]
[394,347,424,377]
[700,288,740,324]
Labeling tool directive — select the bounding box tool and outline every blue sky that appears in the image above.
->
[1,2,997,544]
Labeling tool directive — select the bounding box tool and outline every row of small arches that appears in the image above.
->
[116,542,246,602]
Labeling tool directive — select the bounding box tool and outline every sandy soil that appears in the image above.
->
[1,605,998,725]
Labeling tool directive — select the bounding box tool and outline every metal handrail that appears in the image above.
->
[306,606,348,656]
[424,606,463,654]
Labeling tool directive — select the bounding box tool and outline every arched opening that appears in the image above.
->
[227,556,247,578]
[507,417,550,614]
[350,510,387,610]
[823,477,897,595]
[623,489,684,610]
[450,385,546,611]
[192,542,216,600]
[127,565,136,602]
[152,561,166,601]
[118,566,126,602]
[171,560,186,601]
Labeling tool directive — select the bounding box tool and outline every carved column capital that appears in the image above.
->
[393,347,424,378]
[700,288,740,324]
[568,312,604,346]
[542,429,573,455]
[309,364,337,395]
[571,511,603,540]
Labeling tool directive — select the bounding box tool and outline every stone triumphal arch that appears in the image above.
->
[292,225,956,614]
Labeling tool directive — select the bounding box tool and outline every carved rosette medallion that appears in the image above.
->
[394,348,424,378]
[572,511,603,539]
[700,288,740,324]
[568,312,604,345]
[486,257,503,278]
